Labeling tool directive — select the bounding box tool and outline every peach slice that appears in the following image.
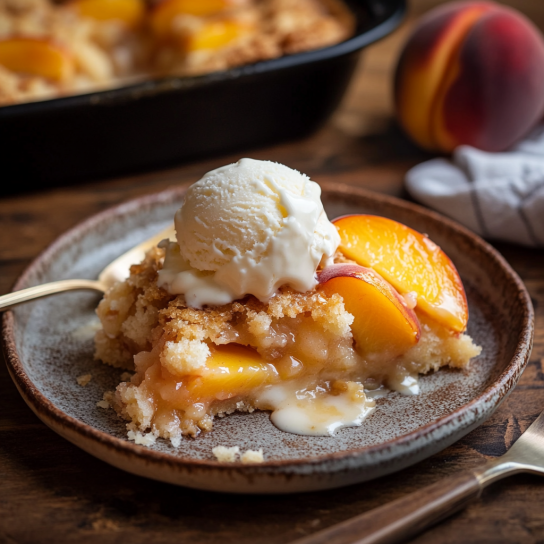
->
[151,0,241,38]
[318,264,420,358]
[333,215,468,333]
[72,0,145,28]
[183,19,251,51]
[0,38,74,81]
[186,344,278,400]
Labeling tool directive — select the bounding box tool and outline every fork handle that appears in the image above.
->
[292,471,482,544]
[0,279,105,311]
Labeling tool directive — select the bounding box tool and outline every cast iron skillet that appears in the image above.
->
[0,0,406,189]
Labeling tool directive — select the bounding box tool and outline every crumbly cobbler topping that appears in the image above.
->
[96,247,354,368]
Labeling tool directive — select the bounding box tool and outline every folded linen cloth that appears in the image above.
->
[405,125,544,247]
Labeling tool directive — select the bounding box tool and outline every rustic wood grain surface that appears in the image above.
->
[2,1,544,543]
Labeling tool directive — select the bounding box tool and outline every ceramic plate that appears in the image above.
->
[2,185,534,494]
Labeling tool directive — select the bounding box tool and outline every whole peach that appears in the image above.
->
[395,1,544,153]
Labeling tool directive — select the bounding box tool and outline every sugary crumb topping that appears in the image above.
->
[127,430,157,446]
[241,449,264,464]
[96,391,113,409]
[212,446,240,462]
[161,339,211,374]
[212,446,264,463]
[76,374,92,387]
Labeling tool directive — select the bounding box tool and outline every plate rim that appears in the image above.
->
[2,184,535,474]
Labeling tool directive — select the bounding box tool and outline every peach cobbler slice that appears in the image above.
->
[95,214,481,445]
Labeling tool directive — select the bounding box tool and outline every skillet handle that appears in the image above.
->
[291,471,482,544]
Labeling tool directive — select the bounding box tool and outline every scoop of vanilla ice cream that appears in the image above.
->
[158,158,340,308]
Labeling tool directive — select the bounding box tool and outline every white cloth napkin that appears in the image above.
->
[405,125,544,247]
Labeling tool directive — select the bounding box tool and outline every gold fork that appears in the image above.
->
[0,224,175,311]
[292,409,544,544]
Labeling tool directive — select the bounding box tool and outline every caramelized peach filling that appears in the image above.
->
[73,0,145,27]
[182,19,254,51]
[0,38,74,81]
[151,0,243,31]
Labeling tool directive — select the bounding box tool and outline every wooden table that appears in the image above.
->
[2,2,544,542]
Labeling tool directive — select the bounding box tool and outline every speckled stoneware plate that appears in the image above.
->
[3,184,534,494]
